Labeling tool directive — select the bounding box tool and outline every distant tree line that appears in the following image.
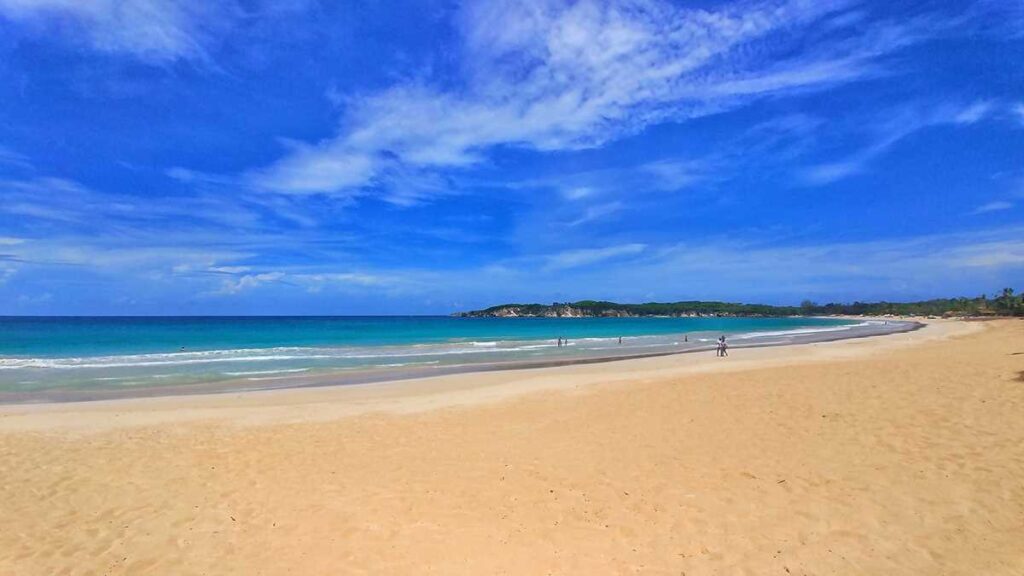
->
[796,288,1021,317]
[460,288,1023,318]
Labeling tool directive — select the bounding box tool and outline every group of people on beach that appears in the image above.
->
[554,334,728,356]
[555,334,729,355]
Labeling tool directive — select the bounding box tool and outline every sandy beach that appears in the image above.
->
[1,318,1022,575]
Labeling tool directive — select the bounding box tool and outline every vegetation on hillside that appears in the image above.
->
[459,288,1023,317]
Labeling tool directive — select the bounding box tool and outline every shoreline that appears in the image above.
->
[0,318,946,433]
[0,318,921,405]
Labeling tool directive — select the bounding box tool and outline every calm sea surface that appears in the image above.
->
[0,316,863,396]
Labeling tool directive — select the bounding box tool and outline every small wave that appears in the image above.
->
[0,353,338,370]
[223,368,311,376]
[340,347,512,359]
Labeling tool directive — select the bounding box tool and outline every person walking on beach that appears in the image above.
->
[717,335,729,357]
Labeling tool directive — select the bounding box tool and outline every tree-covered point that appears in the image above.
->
[459,289,1023,318]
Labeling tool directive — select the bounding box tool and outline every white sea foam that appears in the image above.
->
[0,341,542,370]
[0,354,336,370]
[732,322,869,339]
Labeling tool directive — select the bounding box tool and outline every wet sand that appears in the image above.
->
[1,319,1022,574]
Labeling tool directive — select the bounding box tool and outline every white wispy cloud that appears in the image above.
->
[953,100,994,125]
[296,272,405,294]
[5,224,1023,310]
[545,243,646,270]
[501,157,709,204]
[562,187,596,201]
[0,0,240,63]
[248,0,935,200]
[207,269,420,297]
[802,161,863,186]
[554,227,1024,301]
[215,271,285,295]
[567,202,626,227]
[204,266,252,275]
[346,227,1024,305]
[971,200,1013,215]
[0,175,294,230]
[1013,103,1024,126]
[803,100,995,185]
[0,145,31,169]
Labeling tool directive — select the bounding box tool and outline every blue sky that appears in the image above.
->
[0,0,1022,315]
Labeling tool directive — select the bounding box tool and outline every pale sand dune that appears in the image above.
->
[1,319,1022,575]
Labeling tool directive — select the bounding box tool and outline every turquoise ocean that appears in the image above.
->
[0,316,869,399]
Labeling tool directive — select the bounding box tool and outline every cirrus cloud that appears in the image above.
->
[250,0,937,201]
[0,0,242,63]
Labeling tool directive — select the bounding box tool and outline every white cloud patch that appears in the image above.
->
[0,0,240,63]
[562,187,596,201]
[0,175,285,230]
[803,100,995,185]
[215,271,285,295]
[571,227,1024,300]
[296,272,402,293]
[1,230,252,275]
[249,0,933,200]
[206,266,252,274]
[802,161,863,186]
[506,157,710,205]
[953,100,994,125]
[207,270,418,296]
[545,243,646,270]
[971,200,1013,215]
[567,202,625,227]
[0,145,32,169]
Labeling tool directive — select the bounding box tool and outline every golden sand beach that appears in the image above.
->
[1,319,1022,575]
